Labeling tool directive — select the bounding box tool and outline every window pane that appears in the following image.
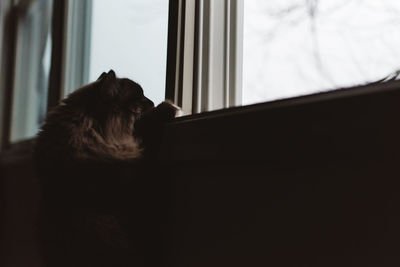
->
[10,0,52,142]
[243,0,400,105]
[89,0,169,105]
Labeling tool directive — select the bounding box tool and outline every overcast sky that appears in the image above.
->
[243,0,400,104]
[90,0,168,105]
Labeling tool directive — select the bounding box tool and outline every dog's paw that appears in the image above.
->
[134,101,182,139]
[154,101,183,121]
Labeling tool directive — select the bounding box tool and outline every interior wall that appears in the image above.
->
[1,82,400,266]
[159,82,400,266]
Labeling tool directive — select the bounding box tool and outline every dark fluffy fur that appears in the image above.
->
[35,70,178,267]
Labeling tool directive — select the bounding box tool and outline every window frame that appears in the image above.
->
[46,0,66,110]
[165,0,181,103]
[168,0,244,114]
[1,0,399,151]
[0,0,18,150]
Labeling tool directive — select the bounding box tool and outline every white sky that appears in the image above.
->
[243,0,400,105]
[90,0,169,105]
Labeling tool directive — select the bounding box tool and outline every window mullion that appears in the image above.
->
[180,0,196,115]
[228,0,243,107]
[199,0,210,112]
[47,0,67,110]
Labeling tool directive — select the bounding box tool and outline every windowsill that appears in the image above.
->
[160,79,400,161]
[173,79,400,124]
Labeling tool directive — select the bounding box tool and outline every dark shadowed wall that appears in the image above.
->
[2,82,400,266]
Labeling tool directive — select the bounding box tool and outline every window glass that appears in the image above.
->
[10,0,52,142]
[243,0,400,105]
[89,0,169,105]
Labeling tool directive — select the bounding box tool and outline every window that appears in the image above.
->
[0,0,170,146]
[1,0,400,147]
[63,0,169,106]
[90,0,169,105]
[173,0,400,113]
[10,0,53,142]
[169,0,244,114]
[242,0,400,105]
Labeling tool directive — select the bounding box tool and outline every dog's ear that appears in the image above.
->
[97,72,107,80]
[99,70,119,99]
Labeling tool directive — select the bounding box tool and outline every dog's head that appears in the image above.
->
[65,70,154,121]
[41,70,155,161]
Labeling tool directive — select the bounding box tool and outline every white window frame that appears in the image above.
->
[173,0,244,114]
